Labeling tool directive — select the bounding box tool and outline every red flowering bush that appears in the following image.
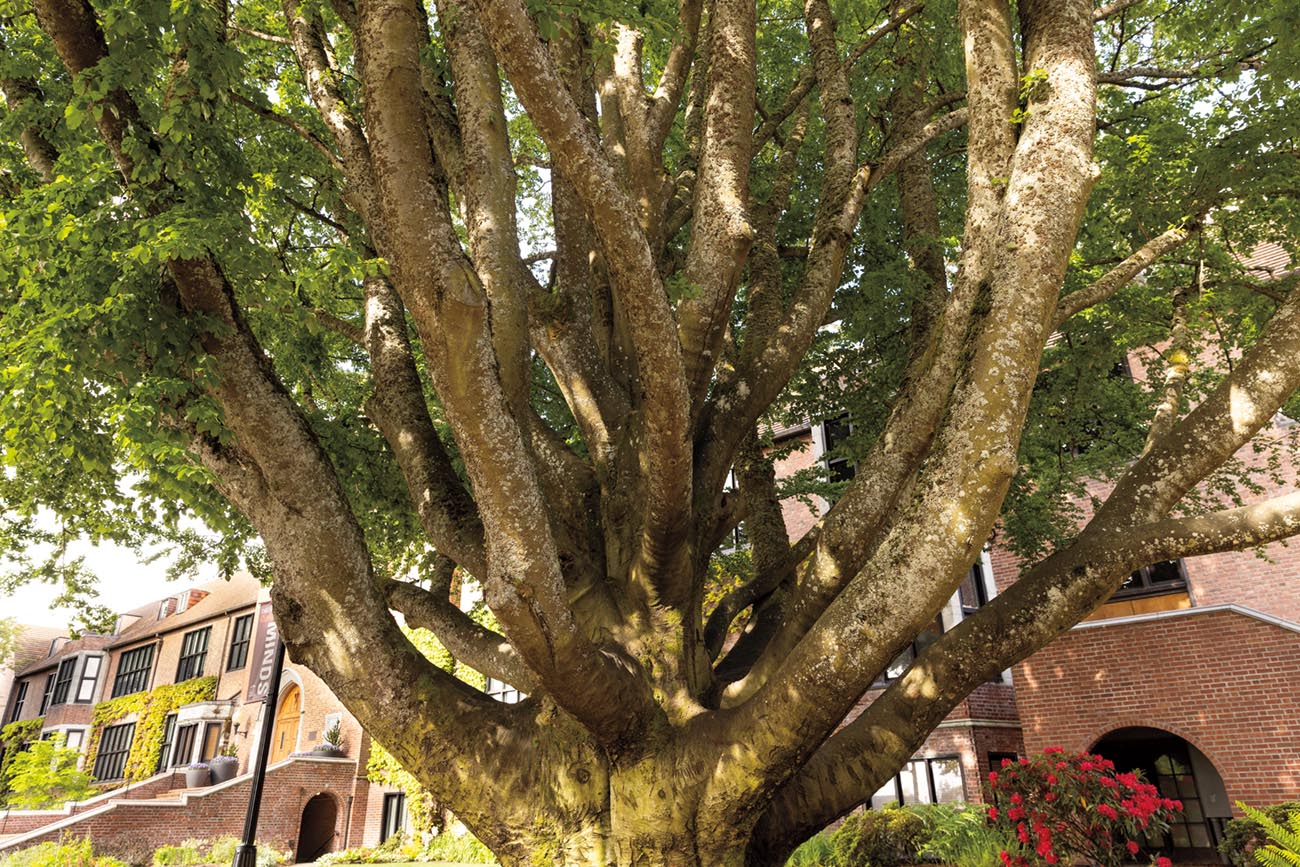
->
[985,748,1182,867]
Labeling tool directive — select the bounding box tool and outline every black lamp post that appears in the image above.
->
[233,639,286,867]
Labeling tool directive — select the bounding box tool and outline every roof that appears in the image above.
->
[15,634,114,678]
[6,625,67,673]
[1241,241,1292,278]
[106,572,262,650]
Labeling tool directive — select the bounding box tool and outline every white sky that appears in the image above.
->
[4,538,217,630]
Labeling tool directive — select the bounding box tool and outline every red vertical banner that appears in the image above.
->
[245,601,281,703]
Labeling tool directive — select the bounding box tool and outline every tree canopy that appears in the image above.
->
[3,0,1300,865]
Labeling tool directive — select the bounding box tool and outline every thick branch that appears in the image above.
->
[386,579,541,693]
[676,0,757,412]
[1054,223,1197,326]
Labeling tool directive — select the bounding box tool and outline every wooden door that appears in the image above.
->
[269,684,301,765]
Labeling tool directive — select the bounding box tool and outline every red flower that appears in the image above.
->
[1127,841,1141,855]
[989,771,1000,784]
[1000,851,1013,867]
[988,807,1000,821]
[1002,758,1014,768]
[1157,857,1173,867]
[1046,774,1058,786]
[1044,746,1064,754]
[1097,804,1120,820]
[1011,793,1024,806]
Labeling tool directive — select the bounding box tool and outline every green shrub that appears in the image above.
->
[418,830,496,863]
[913,804,1014,867]
[4,733,95,809]
[315,833,419,865]
[151,843,203,866]
[825,806,928,867]
[2,836,128,867]
[1222,804,1300,867]
[144,837,283,867]
[1236,803,1300,867]
[786,832,834,867]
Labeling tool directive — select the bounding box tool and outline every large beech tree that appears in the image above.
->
[3,0,1300,864]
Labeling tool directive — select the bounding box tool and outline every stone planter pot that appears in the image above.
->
[311,745,344,758]
[209,758,238,784]
[184,766,211,788]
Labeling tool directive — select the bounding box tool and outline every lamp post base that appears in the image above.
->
[232,842,259,867]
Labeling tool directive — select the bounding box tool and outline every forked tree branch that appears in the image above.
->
[355,0,657,746]
[466,0,695,609]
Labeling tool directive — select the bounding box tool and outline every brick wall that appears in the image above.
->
[773,429,822,542]
[0,757,359,858]
[1014,608,1300,811]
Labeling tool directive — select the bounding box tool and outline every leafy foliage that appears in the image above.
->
[915,804,1016,867]
[985,749,1181,867]
[819,806,928,867]
[148,836,285,867]
[2,836,128,867]
[84,676,216,784]
[1224,804,1300,867]
[0,717,46,805]
[3,732,96,809]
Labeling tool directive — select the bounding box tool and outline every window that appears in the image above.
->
[380,793,407,843]
[8,681,27,723]
[1113,559,1187,600]
[226,614,254,671]
[958,563,990,617]
[871,757,965,808]
[112,645,155,698]
[93,723,136,781]
[64,729,85,752]
[200,722,222,762]
[989,752,1018,771]
[157,714,177,772]
[175,627,211,681]
[879,616,944,682]
[485,677,522,704]
[821,416,856,483]
[50,658,76,706]
[39,673,55,715]
[76,656,102,703]
[172,723,198,768]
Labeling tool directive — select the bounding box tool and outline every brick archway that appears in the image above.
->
[1079,717,1231,783]
[295,791,340,863]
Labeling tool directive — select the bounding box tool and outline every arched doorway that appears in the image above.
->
[295,793,338,863]
[269,683,301,765]
[1091,727,1231,860]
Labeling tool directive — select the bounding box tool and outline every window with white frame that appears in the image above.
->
[75,656,102,703]
[63,728,86,752]
[870,756,965,808]
[820,416,856,483]
[484,677,522,704]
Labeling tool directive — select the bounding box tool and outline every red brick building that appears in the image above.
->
[774,410,1300,860]
[0,574,411,860]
